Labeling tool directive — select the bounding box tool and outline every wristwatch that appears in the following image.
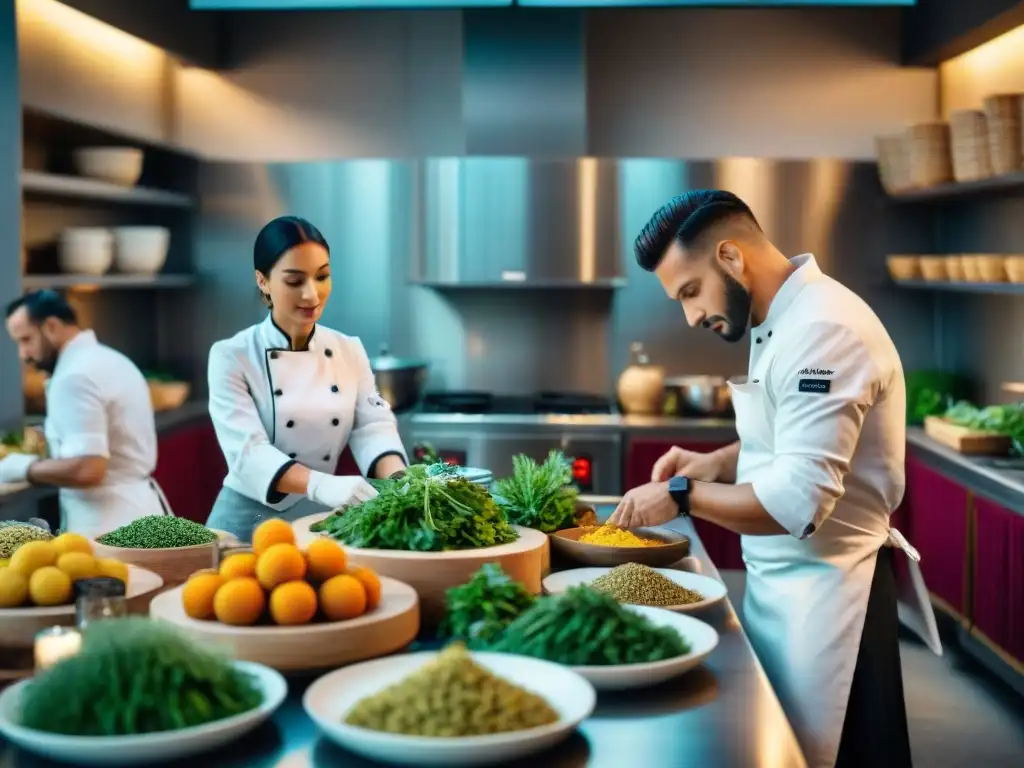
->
[668,476,691,517]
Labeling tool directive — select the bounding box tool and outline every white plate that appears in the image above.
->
[0,660,287,766]
[542,566,727,612]
[568,605,720,690]
[303,650,595,766]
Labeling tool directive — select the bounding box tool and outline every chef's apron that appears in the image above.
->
[207,486,330,544]
[730,378,918,768]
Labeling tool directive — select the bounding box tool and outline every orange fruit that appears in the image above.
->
[269,580,318,626]
[182,572,224,620]
[189,568,220,580]
[305,539,347,582]
[213,577,265,626]
[219,552,258,580]
[318,574,367,621]
[251,519,295,556]
[255,543,306,591]
[346,564,381,610]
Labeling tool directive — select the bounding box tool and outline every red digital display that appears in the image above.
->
[571,457,592,486]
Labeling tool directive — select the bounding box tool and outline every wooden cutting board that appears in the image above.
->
[923,416,1011,455]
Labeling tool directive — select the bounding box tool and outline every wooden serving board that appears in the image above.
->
[149,576,420,672]
[923,416,1011,455]
[292,515,548,630]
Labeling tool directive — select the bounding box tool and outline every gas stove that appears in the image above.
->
[419,390,614,416]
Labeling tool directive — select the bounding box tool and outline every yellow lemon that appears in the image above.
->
[0,567,29,608]
[10,540,58,577]
[0,559,9,569]
[96,558,130,586]
[56,552,99,581]
[28,566,73,607]
[51,533,94,557]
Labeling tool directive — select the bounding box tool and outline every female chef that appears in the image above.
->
[205,216,409,541]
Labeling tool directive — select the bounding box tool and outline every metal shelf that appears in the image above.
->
[411,278,627,289]
[20,171,195,208]
[888,171,1024,203]
[22,274,197,290]
[893,279,1024,295]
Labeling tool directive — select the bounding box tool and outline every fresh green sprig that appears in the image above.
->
[492,451,579,533]
[439,563,537,647]
[97,516,217,549]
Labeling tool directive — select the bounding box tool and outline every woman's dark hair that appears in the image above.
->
[253,216,330,276]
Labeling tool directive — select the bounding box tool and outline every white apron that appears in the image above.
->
[730,379,931,768]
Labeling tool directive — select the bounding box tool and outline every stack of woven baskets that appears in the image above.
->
[875,92,1023,194]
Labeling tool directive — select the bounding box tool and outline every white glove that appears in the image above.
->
[306,472,378,510]
[0,453,39,484]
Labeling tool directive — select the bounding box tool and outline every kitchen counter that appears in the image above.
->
[0,505,807,768]
[407,411,737,436]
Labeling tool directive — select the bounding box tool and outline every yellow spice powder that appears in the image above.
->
[579,525,658,548]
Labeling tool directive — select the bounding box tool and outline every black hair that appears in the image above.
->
[253,215,330,276]
[4,289,77,325]
[634,190,761,272]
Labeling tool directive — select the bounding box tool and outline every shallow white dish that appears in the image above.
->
[303,650,595,766]
[0,660,287,766]
[543,566,727,612]
[566,605,719,691]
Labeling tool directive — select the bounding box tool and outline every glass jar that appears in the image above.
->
[75,577,127,629]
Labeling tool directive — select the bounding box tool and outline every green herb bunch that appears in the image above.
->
[311,463,518,551]
[21,617,263,736]
[492,451,579,533]
[944,400,1024,455]
[485,584,691,666]
[97,516,218,549]
[439,563,537,647]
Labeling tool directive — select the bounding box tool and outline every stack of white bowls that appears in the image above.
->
[57,226,170,276]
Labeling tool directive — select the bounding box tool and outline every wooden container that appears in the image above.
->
[976,255,1007,282]
[0,566,163,650]
[946,255,966,282]
[148,381,190,412]
[92,540,218,589]
[949,109,992,182]
[906,122,953,188]
[919,256,948,281]
[874,134,911,194]
[886,255,920,281]
[924,416,1011,456]
[292,517,547,630]
[983,94,1022,174]
[961,255,982,282]
[549,526,690,568]
[1005,255,1024,283]
[149,576,419,673]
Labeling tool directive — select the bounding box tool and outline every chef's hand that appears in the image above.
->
[0,453,38,484]
[306,472,379,510]
[607,482,679,529]
[652,446,721,483]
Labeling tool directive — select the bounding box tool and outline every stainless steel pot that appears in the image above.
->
[369,345,429,413]
[664,375,733,417]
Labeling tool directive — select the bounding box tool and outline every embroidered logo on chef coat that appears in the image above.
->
[798,367,834,377]
[798,378,832,394]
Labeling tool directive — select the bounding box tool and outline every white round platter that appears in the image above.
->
[542,566,727,612]
[303,650,595,766]
[0,660,287,766]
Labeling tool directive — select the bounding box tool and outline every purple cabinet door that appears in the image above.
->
[972,496,1024,664]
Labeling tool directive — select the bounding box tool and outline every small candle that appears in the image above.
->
[34,626,82,671]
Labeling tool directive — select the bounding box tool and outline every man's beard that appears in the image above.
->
[28,343,58,375]
[706,269,752,344]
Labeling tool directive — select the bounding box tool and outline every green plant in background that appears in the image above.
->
[492,451,579,533]
[439,563,537,647]
[905,370,971,425]
[944,400,1024,455]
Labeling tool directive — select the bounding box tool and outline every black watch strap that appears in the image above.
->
[668,475,691,517]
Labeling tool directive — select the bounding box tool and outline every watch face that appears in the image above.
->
[669,476,689,493]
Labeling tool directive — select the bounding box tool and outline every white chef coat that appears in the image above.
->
[44,330,169,538]
[730,254,926,768]
[208,315,408,511]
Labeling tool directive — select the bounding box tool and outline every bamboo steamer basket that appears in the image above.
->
[961,255,983,282]
[292,516,547,631]
[92,539,218,589]
[1006,256,1024,283]
[148,381,190,411]
[874,134,911,194]
[919,256,948,282]
[949,110,993,182]
[983,94,1022,175]
[945,255,966,282]
[885,255,920,281]
[906,122,953,188]
[976,255,1008,282]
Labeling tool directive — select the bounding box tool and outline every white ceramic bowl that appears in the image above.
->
[542,566,728,612]
[112,226,170,275]
[58,227,113,275]
[73,147,143,187]
[0,660,287,766]
[303,650,595,766]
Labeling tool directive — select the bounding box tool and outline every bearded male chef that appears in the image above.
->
[1,290,171,537]
[609,190,917,768]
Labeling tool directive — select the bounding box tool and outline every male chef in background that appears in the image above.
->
[608,190,917,768]
[1,290,172,536]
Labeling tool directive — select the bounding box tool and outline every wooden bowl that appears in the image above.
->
[885,255,920,281]
[148,381,190,411]
[1006,255,1024,283]
[91,540,218,589]
[292,516,548,630]
[919,256,948,281]
[549,526,690,568]
[0,565,164,649]
[149,575,419,673]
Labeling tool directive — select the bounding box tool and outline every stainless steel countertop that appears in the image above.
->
[0,504,807,768]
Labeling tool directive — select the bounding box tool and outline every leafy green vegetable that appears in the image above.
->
[310,463,518,551]
[485,584,690,665]
[905,370,970,425]
[21,618,263,736]
[439,563,537,646]
[944,400,1024,455]
[492,451,579,533]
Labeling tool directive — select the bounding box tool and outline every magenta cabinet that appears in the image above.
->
[625,438,745,570]
[901,455,970,616]
[972,496,1024,664]
[154,419,227,525]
